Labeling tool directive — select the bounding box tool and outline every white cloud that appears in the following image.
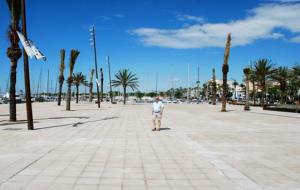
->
[270,0,300,2]
[176,14,204,23]
[131,3,300,49]
[290,35,300,42]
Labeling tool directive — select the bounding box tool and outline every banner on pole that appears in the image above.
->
[95,79,100,87]
[17,31,47,61]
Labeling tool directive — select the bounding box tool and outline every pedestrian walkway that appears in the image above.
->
[0,102,299,190]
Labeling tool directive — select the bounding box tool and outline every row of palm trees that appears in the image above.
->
[56,49,139,109]
[243,60,300,107]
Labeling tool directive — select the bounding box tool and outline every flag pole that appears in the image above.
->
[91,26,100,108]
[21,0,34,130]
[108,56,113,103]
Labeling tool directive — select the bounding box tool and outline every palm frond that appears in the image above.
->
[112,69,139,90]
[243,68,251,76]
[69,49,80,75]
[72,72,86,86]
[59,49,65,75]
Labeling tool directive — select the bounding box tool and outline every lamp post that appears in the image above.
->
[21,0,34,130]
[107,56,113,103]
[89,26,100,108]
[100,68,104,101]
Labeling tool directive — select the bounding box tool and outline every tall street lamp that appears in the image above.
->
[89,26,100,108]
[21,0,34,130]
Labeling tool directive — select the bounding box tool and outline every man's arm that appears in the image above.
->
[160,103,164,115]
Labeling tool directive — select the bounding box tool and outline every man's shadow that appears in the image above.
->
[159,127,171,131]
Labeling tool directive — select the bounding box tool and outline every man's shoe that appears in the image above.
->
[152,128,156,131]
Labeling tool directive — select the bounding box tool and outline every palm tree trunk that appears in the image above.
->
[261,81,265,107]
[234,86,237,99]
[123,87,126,104]
[212,82,216,105]
[57,82,63,106]
[76,85,79,104]
[280,92,284,104]
[221,33,231,112]
[252,80,256,106]
[9,63,17,121]
[101,79,104,101]
[244,77,250,111]
[221,64,228,112]
[66,80,71,111]
[89,83,93,102]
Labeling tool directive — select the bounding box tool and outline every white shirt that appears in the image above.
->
[152,101,164,113]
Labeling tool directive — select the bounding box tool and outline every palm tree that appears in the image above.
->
[249,65,257,105]
[211,68,217,105]
[112,69,139,104]
[57,49,65,106]
[292,64,300,104]
[202,83,208,100]
[221,33,231,112]
[232,80,238,99]
[66,49,80,111]
[243,68,251,111]
[293,63,300,76]
[272,66,289,104]
[72,72,86,103]
[88,69,94,102]
[7,0,22,121]
[254,59,276,107]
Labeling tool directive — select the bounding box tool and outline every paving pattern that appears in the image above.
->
[0,102,299,190]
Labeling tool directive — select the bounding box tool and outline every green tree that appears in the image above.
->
[112,69,139,104]
[147,92,157,97]
[289,64,300,104]
[66,49,80,110]
[175,88,183,99]
[135,91,144,100]
[72,72,87,104]
[159,91,165,97]
[254,59,276,107]
[57,49,65,106]
[272,66,289,104]
[7,0,22,121]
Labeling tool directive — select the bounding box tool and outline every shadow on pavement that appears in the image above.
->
[159,127,171,131]
[0,120,38,126]
[35,116,120,130]
[37,116,89,120]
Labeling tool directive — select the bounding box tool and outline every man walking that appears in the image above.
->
[152,97,164,131]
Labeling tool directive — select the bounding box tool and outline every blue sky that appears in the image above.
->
[1,0,300,94]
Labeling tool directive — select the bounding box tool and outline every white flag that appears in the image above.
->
[17,31,35,58]
[95,79,100,87]
[16,31,46,61]
[29,40,47,61]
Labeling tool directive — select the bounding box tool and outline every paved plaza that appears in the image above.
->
[0,102,299,190]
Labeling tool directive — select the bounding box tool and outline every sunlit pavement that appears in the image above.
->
[0,102,299,190]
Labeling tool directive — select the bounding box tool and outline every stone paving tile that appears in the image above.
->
[98,185,122,190]
[0,102,299,190]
